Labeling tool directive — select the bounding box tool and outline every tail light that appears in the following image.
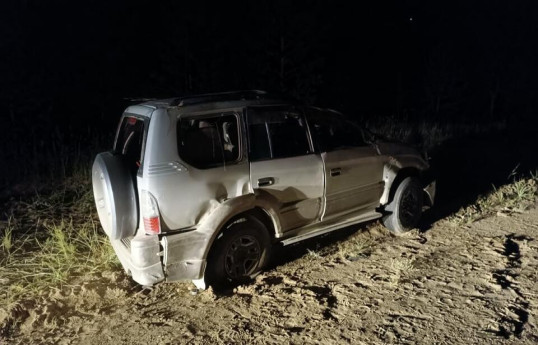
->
[141,190,161,235]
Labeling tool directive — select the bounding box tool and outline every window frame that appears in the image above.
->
[246,105,315,162]
[305,108,368,153]
[113,113,149,172]
[176,111,243,169]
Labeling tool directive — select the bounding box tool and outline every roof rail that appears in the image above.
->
[171,90,276,107]
[123,97,158,102]
[307,106,345,117]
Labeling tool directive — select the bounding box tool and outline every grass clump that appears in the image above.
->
[0,172,119,310]
[451,168,538,225]
[388,257,416,287]
[1,217,14,258]
[305,248,322,261]
[35,217,117,285]
[336,236,373,262]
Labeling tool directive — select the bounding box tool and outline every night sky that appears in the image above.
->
[1,0,537,186]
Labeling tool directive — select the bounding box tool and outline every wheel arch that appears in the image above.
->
[203,206,275,288]
[387,167,420,206]
[236,207,277,238]
[200,204,277,287]
[197,195,280,262]
[381,166,422,207]
[217,207,277,242]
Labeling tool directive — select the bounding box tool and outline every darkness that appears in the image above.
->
[1,0,538,190]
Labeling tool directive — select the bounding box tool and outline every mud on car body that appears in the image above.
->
[92,90,436,289]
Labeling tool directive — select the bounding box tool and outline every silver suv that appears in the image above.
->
[92,90,435,289]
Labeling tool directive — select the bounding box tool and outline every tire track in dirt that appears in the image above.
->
[490,233,534,339]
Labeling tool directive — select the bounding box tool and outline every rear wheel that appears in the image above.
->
[206,217,271,289]
[383,177,423,235]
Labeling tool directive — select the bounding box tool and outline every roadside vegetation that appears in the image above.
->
[0,171,119,310]
[364,117,507,153]
[451,168,538,225]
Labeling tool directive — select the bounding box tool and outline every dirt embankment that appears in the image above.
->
[2,203,538,344]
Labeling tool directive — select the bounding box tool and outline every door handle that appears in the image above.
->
[258,177,275,187]
[330,168,342,177]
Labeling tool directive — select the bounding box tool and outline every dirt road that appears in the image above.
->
[3,204,538,345]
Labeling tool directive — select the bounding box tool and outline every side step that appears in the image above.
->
[280,211,382,246]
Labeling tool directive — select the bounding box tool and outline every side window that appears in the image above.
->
[307,110,366,152]
[247,107,312,161]
[177,113,240,169]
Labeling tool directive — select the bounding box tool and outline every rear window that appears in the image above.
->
[114,116,146,164]
[177,113,240,169]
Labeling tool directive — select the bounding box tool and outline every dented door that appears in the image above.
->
[322,147,384,220]
[306,108,385,221]
[247,106,324,232]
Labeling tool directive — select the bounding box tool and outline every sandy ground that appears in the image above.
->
[2,204,538,345]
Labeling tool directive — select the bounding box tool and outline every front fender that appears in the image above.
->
[380,154,430,205]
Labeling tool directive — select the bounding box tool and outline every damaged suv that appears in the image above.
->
[92,90,435,289]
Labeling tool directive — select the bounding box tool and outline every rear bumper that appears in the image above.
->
[111,229,210,286]
[111,235,165,286]
[161,230,209,282]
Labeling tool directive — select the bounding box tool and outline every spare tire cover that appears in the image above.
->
[92,152,138,240]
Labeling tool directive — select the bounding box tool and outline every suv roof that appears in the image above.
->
[171,90,288,106]
[124,91,349,120]
[128,90,296,111]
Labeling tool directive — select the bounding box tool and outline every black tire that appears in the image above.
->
[382,176,423,235]
[206,217,271,289]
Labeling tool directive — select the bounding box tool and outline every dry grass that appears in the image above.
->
[336,236,374,262]
[0,217,14,259]
[305,248,322,261]
[450,168,538,225]
[0,169,119,309]
[388,257,416,287]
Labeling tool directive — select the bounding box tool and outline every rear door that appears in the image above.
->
[307,109,385,220]
[247,106,324,232]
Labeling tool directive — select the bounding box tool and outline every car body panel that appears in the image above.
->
[111,235,164,286]
[140,107,251,230]
[250,154,324,232]
[376,143,431,205]
[321,146,385,221]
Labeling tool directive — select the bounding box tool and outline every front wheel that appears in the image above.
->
[206,217,271,289]
[383,176,423,235]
